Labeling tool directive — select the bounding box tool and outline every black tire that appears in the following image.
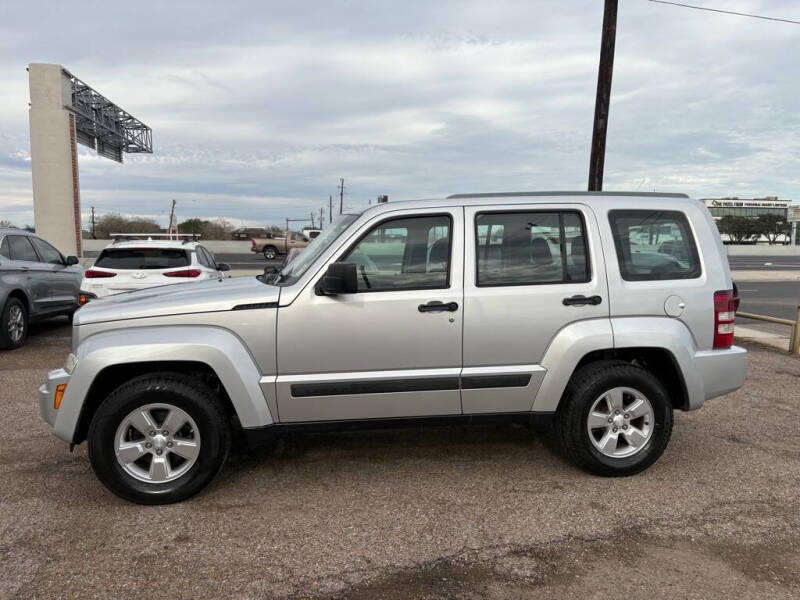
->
[87,372,231,504]
[263,245,278,260]
[0,297,28,350]
[555,361,673,477]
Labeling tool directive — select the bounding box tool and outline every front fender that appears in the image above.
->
[53,325,273,443]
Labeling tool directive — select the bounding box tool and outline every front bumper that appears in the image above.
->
[39,368,71,435]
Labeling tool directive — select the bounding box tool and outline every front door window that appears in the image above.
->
[342,215,452,292]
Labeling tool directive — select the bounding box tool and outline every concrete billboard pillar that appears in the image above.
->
[28,63,82,257]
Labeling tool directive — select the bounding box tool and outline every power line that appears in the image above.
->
[647,0,800,25]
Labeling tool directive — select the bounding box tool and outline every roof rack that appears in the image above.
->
[109,232,201,242]
[446,191,690,199]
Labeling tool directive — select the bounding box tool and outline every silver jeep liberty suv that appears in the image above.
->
[40,192,747,504]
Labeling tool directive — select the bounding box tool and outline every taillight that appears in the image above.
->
[713,289,735,349]
[251,239,256,247]
[84,270,116,278]
[164,269,202,278]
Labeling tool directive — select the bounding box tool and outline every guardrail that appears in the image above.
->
[736,310,800,354]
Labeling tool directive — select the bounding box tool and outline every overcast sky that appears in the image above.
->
[1,0,799,229]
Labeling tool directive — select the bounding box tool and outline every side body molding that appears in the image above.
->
[612,317,704,410]
[55,326,273,443]
[532,318,614,413]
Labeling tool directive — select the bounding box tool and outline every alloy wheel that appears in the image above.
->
[114,403,201,483]
[7,305,24,343]
[586,386,654,458]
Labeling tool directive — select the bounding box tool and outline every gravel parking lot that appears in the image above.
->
[2,322,800,599]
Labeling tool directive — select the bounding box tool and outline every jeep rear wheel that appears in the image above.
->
[87,373,230,504]
[556,362,672,476]
[263,245,278,260]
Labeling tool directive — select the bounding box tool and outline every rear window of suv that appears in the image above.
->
[94,248,190,270]
[608,210,701,281]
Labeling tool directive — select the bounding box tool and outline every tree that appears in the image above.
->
[201,218,234,240]
[756,214,790,245]
[177,218,205,235]
[716,216,759,244]
[93,214,162,239]
[176,218,234,240]
[0,220,15,228]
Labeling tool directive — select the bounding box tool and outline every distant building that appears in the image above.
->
[701,196,791,219]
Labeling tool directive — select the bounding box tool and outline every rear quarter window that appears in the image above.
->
[94,248,190,270]
[608,210,701,281]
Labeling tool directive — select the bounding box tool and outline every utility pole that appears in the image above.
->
[588,0,618,192]
[310,211,315,229]
[320,207,325,228]
[167,199,177,239]
[339,178,344,215]
[329,195,333,223]
[90,206,96,239]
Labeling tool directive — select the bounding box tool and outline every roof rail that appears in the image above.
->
[446,191,690,199]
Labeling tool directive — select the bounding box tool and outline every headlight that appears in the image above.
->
[64,353,78,375]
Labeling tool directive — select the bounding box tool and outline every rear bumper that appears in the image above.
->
[694,345,748,404]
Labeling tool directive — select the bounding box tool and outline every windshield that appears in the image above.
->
[271,214,359,285]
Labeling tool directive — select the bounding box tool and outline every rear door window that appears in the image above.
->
[608,210,701,281]
[475,211,589,286]
[94,248,190,270]
[195,247,211,268]
[8,236,39,262]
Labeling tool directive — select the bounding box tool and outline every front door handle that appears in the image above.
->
[563,295,602,306]
[418,301,459,313]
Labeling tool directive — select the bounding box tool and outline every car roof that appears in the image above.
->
[0,228,35,237]
[101,239,201,250]
[354,191,696,217]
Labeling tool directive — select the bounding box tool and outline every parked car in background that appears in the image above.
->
[39,191,746,504]
[302,228,322,240]
[82,239,230,298]
[0,228,82,349]
[250,230,311,260]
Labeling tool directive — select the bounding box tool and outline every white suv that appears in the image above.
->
[82,240,230,298]
[41,192,747,504]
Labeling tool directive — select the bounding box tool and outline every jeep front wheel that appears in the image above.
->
[556,362,673,477]
[87,373,230,504]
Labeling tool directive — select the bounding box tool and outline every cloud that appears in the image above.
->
[0,0,799,231]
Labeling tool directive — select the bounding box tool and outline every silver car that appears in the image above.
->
[0,228,82,349]
[39,192,747,504]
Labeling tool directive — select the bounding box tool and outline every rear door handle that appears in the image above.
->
[563,295,602,306]
[418,301,459,313]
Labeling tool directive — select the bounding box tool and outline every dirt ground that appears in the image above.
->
[1,320,799,599]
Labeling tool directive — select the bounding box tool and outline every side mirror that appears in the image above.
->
[317,262,357,295]
[217,262,231,272]
[66,256,79,265]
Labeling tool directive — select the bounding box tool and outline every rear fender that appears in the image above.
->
[532,319,614,413]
